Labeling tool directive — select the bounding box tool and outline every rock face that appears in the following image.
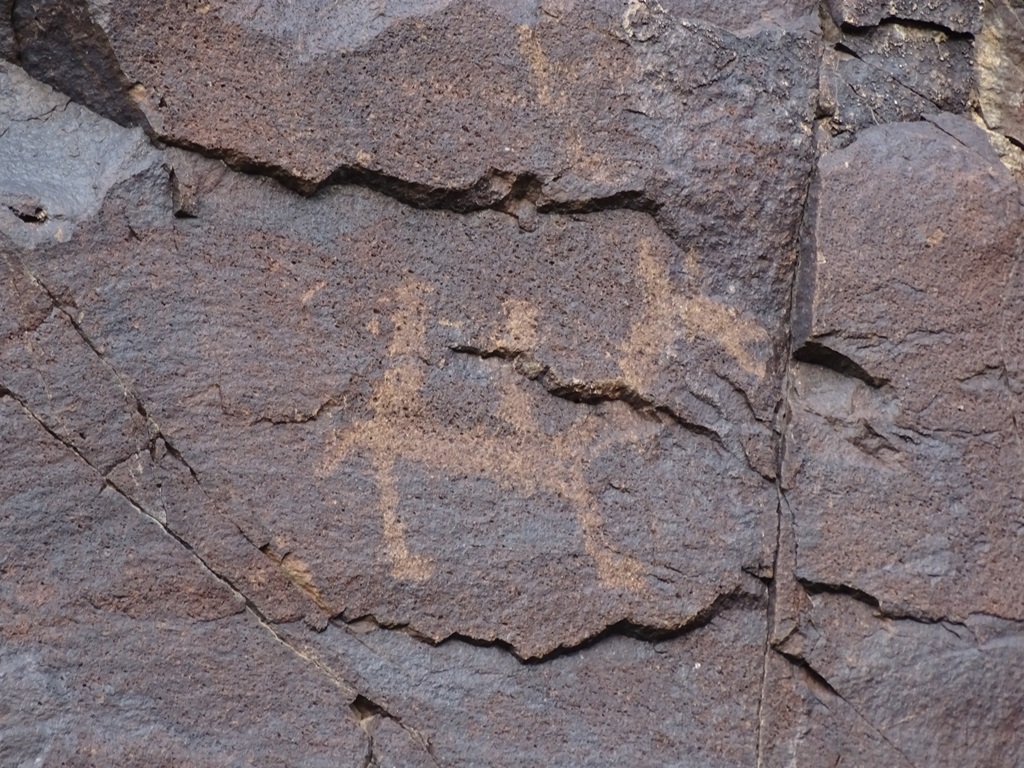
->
[0,1,1022,765]
[789,114,1024,623]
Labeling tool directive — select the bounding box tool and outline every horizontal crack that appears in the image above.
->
[450,344,724,444]
[251,397,342,426]
[796,578,1004,631]
[799,577,882,609]
[164,134,659,218]
[337,586,762,663]
[836,16,975,40]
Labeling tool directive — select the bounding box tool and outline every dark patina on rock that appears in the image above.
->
[4,0,821,659]
[3,0,1024,764]
[787,115,1024,623]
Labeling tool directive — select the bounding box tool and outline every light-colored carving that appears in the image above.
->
[514,24,625,185]
[319,278,647,588]
[619,238,769,385]
[319,240,768,589]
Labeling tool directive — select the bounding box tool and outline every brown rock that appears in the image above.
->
[10,1,820,270]
[0,252,318,626]
[4,0,821,656]
[787,115,1024,622]
[758,650,915,766]
[661,0,821,36]
[834,21,974,114]
[15,156,780,658]
[826,0,982,33]
[5,0,1023,763]
[819,46,944,141]
[0,396,368,765]
[978,0,1024,147]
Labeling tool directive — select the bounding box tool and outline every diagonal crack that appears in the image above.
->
[353,694,443,768]
[16,262,215,487]
[4,280,441,752]
[774,648,922,768]
[7,389,405,752]
[797,578,1015,632]
[831,39,959,114]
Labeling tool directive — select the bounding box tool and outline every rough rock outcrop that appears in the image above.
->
[1,1,1022,765]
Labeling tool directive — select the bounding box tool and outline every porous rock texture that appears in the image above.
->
[0,1,1022,765]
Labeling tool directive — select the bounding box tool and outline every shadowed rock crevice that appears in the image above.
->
[834,16,975,40]
[163,137,666,244]
[166,133,666,214]
[824,0,981,35]
[352,694,442,768]
[797,578,1024,632]
[7,200,45,222]
[10,0,152,128]
[331,586,765,664]
[792,340,890,387]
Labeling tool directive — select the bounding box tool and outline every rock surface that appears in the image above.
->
[826,0,982,33]
[1,0,1023,765]
[0,397,368,766]
[978,0,1024,147]
[787,114,1024,623]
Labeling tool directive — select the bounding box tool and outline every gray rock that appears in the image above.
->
[0,396,368,765]
[773,592,1024,766]
[0,62,157,248]
[288,596,768,767]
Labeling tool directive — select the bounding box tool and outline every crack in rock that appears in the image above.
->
[352,694,443,768]
[773,648,922,768]
[333,586,762,664]
[5,391,400,752]
[450,343,724,444]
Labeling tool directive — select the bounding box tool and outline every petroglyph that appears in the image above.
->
[319,278,647,588]
[318,238,770,591]
[620,239,771,385]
